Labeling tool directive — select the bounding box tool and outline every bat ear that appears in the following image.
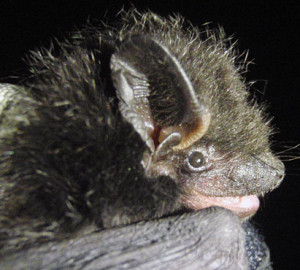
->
[110,35,211,152]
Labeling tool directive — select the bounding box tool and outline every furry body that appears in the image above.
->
[0,10,283,258]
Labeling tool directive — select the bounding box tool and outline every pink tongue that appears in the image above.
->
[183,194,260,218]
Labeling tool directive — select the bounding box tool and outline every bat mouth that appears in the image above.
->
[182,193,260,219]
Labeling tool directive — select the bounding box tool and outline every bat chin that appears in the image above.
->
[182,193,260,219]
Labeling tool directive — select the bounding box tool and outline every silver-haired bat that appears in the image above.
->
[0,9,284,269]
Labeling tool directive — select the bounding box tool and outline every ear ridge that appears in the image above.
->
[110,35,210,151]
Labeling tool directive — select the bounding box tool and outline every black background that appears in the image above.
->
[0,1,299,269]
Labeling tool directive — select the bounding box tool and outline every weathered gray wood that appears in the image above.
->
[0,208,248,270]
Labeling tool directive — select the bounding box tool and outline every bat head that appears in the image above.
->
[110,13,285,218]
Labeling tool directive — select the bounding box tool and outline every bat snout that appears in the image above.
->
[229,152,285,194]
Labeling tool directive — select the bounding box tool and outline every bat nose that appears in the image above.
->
[230,152,285,194]
[270,162,285,189]
[257,153,285,189]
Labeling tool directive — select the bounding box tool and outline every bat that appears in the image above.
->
[0,9,284,269]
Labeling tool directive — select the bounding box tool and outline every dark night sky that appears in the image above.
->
[0,1,299,269]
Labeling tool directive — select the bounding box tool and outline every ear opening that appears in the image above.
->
[158,114,211,150]
[110,35,211,153]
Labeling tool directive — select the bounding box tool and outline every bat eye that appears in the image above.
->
[187,151,205,170]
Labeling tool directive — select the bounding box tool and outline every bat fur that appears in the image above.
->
[0,9,284,268]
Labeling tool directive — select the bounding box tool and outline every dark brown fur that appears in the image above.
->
[0,9,284,257]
